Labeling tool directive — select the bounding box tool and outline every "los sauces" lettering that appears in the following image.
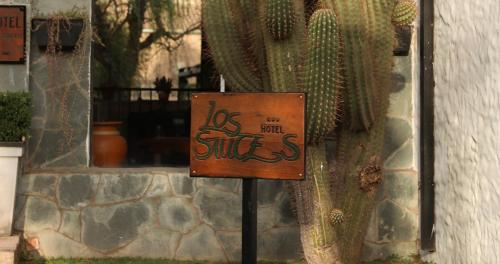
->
[194,101,300,163]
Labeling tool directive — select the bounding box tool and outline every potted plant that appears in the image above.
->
[154,76,172,101]
[0,91,31,236]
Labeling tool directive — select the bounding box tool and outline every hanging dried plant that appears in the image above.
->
[31,10,91,155]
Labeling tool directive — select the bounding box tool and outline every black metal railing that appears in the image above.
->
[91,87,212,166]
[92,87,209,122]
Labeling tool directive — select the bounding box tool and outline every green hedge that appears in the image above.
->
[0,91,31,142]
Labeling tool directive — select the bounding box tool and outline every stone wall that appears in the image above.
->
[424,1,500,263]
[26,0,92,168]
[362,51,419,261]
[14,168,301,261]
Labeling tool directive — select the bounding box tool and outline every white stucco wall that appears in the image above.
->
[426,1,500,263]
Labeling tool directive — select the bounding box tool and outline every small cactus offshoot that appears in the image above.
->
[392,0,418,26]
[330,209,344,225]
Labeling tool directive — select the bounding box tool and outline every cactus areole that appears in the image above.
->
[190,92,306,180]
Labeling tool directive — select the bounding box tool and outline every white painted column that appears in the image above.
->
[0,146,23,236]
[426,1,500,263]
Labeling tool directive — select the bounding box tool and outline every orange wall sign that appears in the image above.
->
[0,6,26,64]
[190,93,305,180]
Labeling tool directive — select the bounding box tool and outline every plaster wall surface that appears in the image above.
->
[427,1,500,263]
[31,0,89,16]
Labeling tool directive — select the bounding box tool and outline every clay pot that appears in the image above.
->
[92,121,127,167]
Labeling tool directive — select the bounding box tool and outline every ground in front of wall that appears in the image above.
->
[19,255,435,264]
[19,258,301,264]
[363,255,435,264]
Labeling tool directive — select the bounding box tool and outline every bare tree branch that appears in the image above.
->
[109,11,129,37]
[101,0,114,13]
[140,21,200,50]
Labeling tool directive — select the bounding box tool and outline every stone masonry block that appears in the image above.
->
[95,174,151,204]
[37,230,99,258]
[111,230,181,259]
[196,178,240,193]
[383,118,412,160]
[59,210,81,241]
[169,174,195,196]
[216,231,241,262]
[384,171,418,211]
[82,202,151,252]
[258,180,284,206]
[145,175,174,197]
[17,174,57,197]
[384,141,413,170]
[158,197,199,233]
[193,188,241,230]
[377,200,418,242]
[24,197,60,233]
[58,174,98,209]
[257,227,301,261]
[175,224,226,262]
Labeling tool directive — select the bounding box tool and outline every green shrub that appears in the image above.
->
[0,91,31,142]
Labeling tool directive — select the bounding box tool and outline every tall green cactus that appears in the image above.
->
[330,0,377,132]
[203,0,416,263]
[304,8,341,144]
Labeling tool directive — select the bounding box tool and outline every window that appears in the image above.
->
[90,0,216,167]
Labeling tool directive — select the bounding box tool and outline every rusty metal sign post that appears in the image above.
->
[0,5,26,64]
[190,91,305,263]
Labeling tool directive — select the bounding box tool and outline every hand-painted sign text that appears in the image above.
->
[0,6,25,63]
[194,100,300,163]
[190,93,305,180]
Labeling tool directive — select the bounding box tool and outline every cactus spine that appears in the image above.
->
[203,0,416,262]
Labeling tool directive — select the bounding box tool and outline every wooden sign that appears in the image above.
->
[190,93,305,180]
[0,6,26,64]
